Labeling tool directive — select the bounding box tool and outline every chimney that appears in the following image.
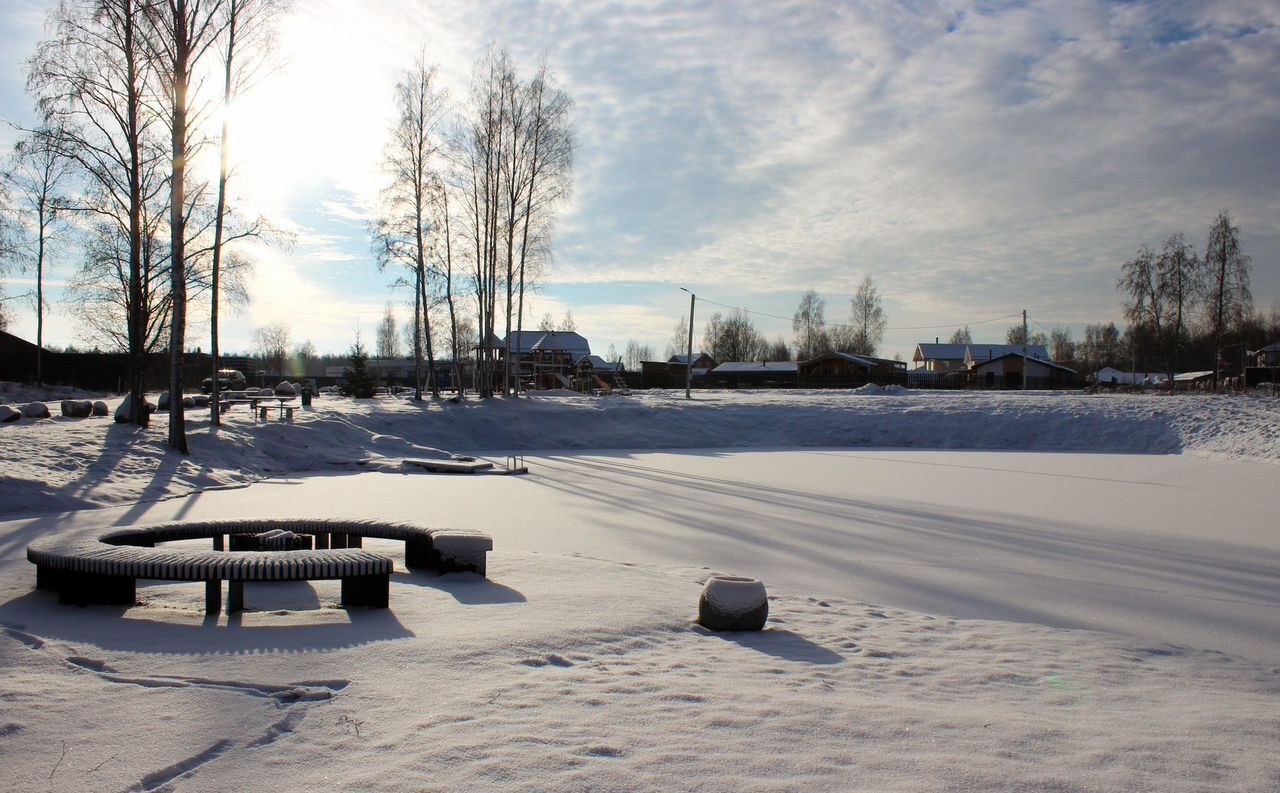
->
[935,337,939,344]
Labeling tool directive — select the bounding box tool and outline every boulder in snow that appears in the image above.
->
[182,396,196,408]
[60,399,94,418]
[258,387,275,397]
[275,381,297,396]
[92,400,109,416]
[698,575,768,632]
[22,402,51,419]
[157,392,170,410]
[114,394,156,423]
[0,405,19,423]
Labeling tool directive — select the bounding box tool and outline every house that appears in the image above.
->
[963,344,1050,367]
[668,352,716,376]
[1254,342,1280,367]
[1092,367,1169,387]
[799,352,906,386]
[971,353,1076,389]
[707,361,799,388]
[911,343,970,372]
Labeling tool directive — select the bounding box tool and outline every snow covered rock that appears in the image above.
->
[0,405,19,423]
[92,400,109,416]
[114,394,155,423]
[182,396,196,408]
[275,381,297,396]
[698,575,768,631]
[157,392,170,410]
[60,400,93,418]
[21,402,51,419]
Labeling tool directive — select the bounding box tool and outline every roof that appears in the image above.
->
[1173,370,1214,381]
[965,344,1050,362]
[1253,341,1280,354]
[914,343,970,361]
[804,352,905,370]
[1094,367,1168,384]
[971,353,1075,374]
[576,354,622,372]
[669,353,713,365]
[711,361,799,374]
[491,331,591,357]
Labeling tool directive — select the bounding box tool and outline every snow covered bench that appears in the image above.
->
[27,519,493,615]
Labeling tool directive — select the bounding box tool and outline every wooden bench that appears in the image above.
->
[27,519,492,615]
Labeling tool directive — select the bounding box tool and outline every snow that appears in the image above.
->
[2,386,1279,791]
[702,575,767,616]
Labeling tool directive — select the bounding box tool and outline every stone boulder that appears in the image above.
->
[92,401,109,416]
[274,381,297,396]
[0,405,19,423]
[22,402,51,419]
[114,394,156,423]
[698,575,768,632]
[157,392,170,410]
[60,400,94,418]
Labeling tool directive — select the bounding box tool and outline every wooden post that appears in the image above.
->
[227,580,244,614]
[205,581,222,614]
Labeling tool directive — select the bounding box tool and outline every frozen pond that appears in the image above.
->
[12,448,1279,664]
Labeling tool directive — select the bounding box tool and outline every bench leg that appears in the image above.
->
[405,537,436,570]
[227,580,244,614]
[348,535,363,548]
[315,533,330,550]
[57,573,135,607]
[331,533,348,549]
[341,574,389,608]
[36,564,65,591]
[205,580,222,614]
[213,534,225,551]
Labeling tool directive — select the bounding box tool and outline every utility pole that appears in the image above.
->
[1022,309,1028,390]
[681,288,696,399]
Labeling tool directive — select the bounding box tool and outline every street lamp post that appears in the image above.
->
[680,288,695,399]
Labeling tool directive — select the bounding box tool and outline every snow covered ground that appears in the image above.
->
[1,387,1278,791]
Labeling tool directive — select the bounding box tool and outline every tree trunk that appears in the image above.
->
[167,2,190,454]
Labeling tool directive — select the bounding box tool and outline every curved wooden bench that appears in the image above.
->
[27,519,492,615]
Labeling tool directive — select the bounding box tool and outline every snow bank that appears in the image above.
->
[1,386,1278,516]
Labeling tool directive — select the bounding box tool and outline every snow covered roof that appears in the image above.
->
[1094,368,1168,385]
[1173,370,1214,382]
[1253,341,1280,354]
[576,354,623,372]
[805,352,905,370]
[711,361,799,374]
[913,343,970,361]
[669,353,713,365]
[492,331,591,357]
[971,353,1076,374]
[965,344,1050,363]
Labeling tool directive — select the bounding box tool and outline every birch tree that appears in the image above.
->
[144,0,229,453]
[846,275,886,356]
[1203,211,1251,390]
[374,56,447,399]
[3,127,73,385]
[29,0,163,425]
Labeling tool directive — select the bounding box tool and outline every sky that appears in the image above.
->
[1,0,1277,363]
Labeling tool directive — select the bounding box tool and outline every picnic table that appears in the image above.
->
[218,391,298,421]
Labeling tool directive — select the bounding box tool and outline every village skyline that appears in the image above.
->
[1,0,1277,363]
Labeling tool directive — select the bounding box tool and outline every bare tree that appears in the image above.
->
[765,337,790,361]
[559,309,576,332]
[1118,235,1203,388]
[949,325,972,345]
[1006,325,1048,347]
[792,290,830,361]
[144,0,229,453]
[1203,211,1252,390]
[375,56,447,399]
[846,275,886,356]
[376,303,400,359]
[538,312,555,332]
[253,321,289,376]
[208,0,286,424]
[3,126,73,384]
[622,339,653,371]
[1049,327,1075,362]
[30,0,164,425]
[665,316,689,359]
[704,309,767,362]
